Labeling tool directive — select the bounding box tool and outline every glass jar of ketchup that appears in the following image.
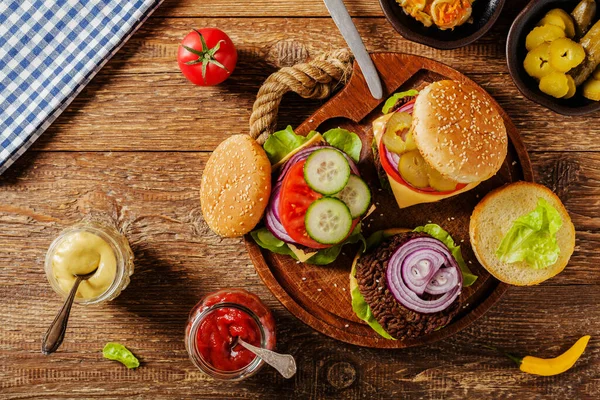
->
[185,289,276,380]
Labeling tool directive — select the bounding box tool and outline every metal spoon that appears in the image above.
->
[235,337,297,379]
[41,269,97,355]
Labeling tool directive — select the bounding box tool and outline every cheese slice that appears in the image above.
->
[372,114,480,209]
[288,243,318,262]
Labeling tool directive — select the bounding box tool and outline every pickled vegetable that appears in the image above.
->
[583,78,600,101]
[563,74,577,99]
[549,38,585,72]
[539,9,575,38]
[427,167,457,192]
[524,43,554,79]
[399,150,429,188]
[570,20,600,86]
[539,72,570,98]
[382,112,416,154]
[571,0,596,38]
[526,25,566,51]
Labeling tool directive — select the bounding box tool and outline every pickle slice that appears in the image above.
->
[563,75,577,99]
[398,150,429,189]
[382,111,416,154]
[427,166,458,192]
[539,9,576,38]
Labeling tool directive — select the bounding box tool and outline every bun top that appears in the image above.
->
[200,135,271,237]
[412,80,508,184]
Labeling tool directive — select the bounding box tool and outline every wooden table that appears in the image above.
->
[1,0,599,398]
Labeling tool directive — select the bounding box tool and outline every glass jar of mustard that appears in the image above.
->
[44,221,134,305]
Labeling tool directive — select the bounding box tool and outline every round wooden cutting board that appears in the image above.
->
[245,52,533,348]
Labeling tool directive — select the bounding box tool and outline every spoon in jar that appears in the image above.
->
[42,269,97,355]
[234,337,297,379]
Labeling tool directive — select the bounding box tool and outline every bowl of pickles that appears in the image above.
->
[507,0,600,115]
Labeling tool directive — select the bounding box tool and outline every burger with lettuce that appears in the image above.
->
[372,80,508,209]
[350,224,477,340]
[252,126,371,265]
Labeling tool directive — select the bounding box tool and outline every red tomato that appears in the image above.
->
[278,161,330,249]
[379,141,466,195]
[178,28,237,86]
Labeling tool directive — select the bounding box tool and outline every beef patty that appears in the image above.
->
[355,232,461,340]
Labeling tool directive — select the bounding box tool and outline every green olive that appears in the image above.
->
[583,78,600,101]
[427,167,457,192]
[524,43,554,79]
[539,72,570,98]
[526,24,566,51]
[382,111,416,154]
[538,9,576,38]
[549,38,586,72]
[399,150,429,189]
[563,74,577,99]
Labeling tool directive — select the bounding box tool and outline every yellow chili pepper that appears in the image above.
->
[519,336,591,376]
[492,336,591,376]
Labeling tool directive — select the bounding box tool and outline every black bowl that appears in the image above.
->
[379,0,506,50]
[507,0,600,116]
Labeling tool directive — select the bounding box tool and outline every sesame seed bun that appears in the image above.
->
[200,135,271,237]
[412,80,508,184]
[469,182,575,286]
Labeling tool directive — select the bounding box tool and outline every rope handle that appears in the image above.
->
[249,49,354,145]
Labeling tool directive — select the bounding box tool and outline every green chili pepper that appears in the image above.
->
[102,342,140,369]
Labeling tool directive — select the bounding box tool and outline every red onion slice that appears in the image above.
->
[264,182,295,243]
[386,236,462,314]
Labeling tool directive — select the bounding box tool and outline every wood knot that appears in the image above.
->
[265,40,309,68]
[538,156,581,203]
[326,361,356,390]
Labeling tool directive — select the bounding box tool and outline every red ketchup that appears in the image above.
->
[186,289,276,378]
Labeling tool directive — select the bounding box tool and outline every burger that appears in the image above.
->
[251,126,372,265]
[350,225,476,340]
[372,80,508,209]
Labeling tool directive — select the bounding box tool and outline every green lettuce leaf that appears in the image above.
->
[250,224,365,265]
[322,128,362,162]
[250,228,297,259]
[349,261,395,340]
[413,224,478,287]
[496,198,563,269]
[307,223,365,265]
[263,126,317,165]
[382,89,419,114]
[103,343,140,369]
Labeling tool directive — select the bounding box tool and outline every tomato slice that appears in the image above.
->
[280,160,361,249]
[279,161,328,249]
[379,140,466,195]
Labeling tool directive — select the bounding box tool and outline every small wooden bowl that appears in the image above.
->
[379,0,505,50]
[507,0,600,116]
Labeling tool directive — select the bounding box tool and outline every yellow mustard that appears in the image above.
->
[52,231,117,299]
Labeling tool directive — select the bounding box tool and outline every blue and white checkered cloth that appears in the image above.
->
[0,0,163,174]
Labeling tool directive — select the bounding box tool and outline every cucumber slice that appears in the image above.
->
[304,148,350,195]
[305,198,353,245]
[335,175,371,218]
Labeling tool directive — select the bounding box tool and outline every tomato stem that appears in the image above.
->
[181,29,230,84]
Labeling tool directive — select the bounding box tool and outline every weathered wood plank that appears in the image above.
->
[0,151,598,289]
[1,280,598,400]
[154,0,385,17]
[33,68,600,153]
